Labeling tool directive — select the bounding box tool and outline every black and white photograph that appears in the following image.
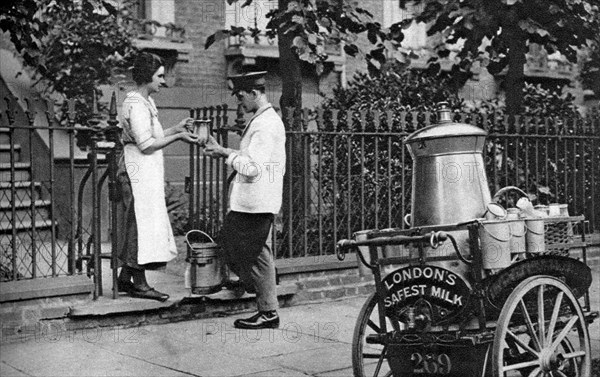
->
[1,0,599,376]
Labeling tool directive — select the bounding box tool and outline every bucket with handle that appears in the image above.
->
[478,220,512,270]
[185,230,226,295]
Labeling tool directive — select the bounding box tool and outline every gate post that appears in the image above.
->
[106,92,122,299]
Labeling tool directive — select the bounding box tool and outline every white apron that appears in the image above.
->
[123,98,177,265]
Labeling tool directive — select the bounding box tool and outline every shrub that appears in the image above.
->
[310,63,591,240]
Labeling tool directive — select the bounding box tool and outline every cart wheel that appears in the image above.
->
[493,276,591,377]
[353,292,403,377]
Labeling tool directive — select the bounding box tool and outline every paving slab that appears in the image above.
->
[152,348,280,377]
[316,367,356,377]
[0,339,187,377]
[280,297,367,345]
[160,320,336,360]
[0,264,597,377]
[91,326,196,361]
[0,363,29,377]
[240,368,310,377]
[267,342,351,375]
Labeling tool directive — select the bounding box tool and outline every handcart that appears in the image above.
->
[337,217,597,377]
[335,102,597,376]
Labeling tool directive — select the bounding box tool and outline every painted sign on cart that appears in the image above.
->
[382,265,471,323]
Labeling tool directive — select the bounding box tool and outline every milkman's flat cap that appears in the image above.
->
[227,71,267,93]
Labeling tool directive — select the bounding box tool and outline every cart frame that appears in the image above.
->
[337,216,598,377]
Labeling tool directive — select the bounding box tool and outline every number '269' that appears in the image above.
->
[411,352,452,374]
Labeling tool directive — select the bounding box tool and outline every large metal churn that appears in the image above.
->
[404,102,491,227]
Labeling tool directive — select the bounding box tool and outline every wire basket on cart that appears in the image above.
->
[543,215,584,256]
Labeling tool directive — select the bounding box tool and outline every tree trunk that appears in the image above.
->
[278,0,305,257]
[278,0,303,124]
[503,8,527,121]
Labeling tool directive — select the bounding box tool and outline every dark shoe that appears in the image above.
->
[234,311,279,329]
[130,286,169,302]
[116,279,135,293]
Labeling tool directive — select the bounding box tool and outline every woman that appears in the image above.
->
[116,52,198,301]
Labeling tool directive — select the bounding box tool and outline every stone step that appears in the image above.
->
[0,144,21,164]
[0,128,12,145]
[0,162,32,181]
[0,218,55,236]
[0,199,51,223]
[0,181,42,202]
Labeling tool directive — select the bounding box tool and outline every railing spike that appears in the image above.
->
[4,97,15,124]
[91,91,98,116]
[109,92,117,117]
[24,98,35,124]
[67,98,76,121]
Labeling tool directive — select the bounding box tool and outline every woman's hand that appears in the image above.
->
[179,131,199,144]
[173,117,194,134]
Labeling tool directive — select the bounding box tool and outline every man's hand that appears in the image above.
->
[203,135,231,157]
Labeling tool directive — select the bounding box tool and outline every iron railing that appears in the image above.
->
[0,93,121,300]
[2,97,598,289]
[190,106,600,260]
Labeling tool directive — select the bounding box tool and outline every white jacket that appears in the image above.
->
[225,104,286,214]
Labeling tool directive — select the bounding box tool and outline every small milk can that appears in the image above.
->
[478,219,512,270]
[525,218,545,254]
[506,208,526,259]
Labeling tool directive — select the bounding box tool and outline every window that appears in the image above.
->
[225,0,277,31]
[133,0,175,38]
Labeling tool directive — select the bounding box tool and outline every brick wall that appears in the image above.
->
[279,269,375,304]
[175,0,228,92]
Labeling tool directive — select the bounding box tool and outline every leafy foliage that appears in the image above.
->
[1,1,138,120]
[308,64,595,240]
[521,83,582,119]
[401,0,600,115]
[310,64,464,233]
[205,0,406,78]
[580,35,600,97]
[321,62,462,114]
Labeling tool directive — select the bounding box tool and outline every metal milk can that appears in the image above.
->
[404,103,491,227]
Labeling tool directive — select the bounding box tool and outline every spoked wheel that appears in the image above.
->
[353,292,403,377]
[493,276,591,377]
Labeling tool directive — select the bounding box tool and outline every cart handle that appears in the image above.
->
[336,231,448,262]
[445,233,472,265]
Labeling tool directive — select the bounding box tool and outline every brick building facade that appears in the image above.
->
[1,0,591,187]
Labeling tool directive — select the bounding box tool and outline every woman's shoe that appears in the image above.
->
[116,279,135,293]
[130,285,169,302]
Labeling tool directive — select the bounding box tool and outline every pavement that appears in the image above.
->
[1,266,599,377]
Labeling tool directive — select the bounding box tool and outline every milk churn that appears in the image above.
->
[404,102,491,226]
